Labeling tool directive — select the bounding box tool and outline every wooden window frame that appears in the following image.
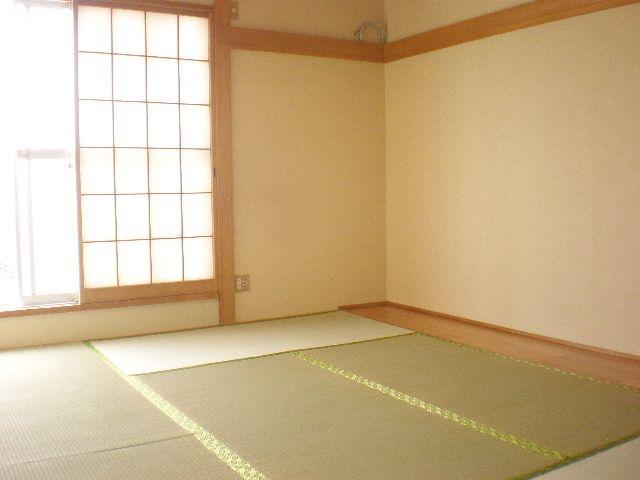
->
[78,0,213,17]
[71,0,234,317]
[73,0,220,310]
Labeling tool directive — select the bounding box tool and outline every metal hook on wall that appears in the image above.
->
[354,21,388,44]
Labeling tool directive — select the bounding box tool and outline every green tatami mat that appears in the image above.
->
[0,344,186,466]
[141,354,556,480]
[304,334,640,458]
[0,436,240,480]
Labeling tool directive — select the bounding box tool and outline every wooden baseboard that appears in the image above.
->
[341,301,640,362]
[338,301,387,310]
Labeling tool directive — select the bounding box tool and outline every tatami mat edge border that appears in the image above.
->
[290,350,566,460]
[84,342,269,480]
[511,431,640,480]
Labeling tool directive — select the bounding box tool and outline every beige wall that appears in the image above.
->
[180,0,385,39]
[385,4,640,355]
[0,300,218,349]
[384,0,528,40]
[232,50,386,322]
[231,0,384,39]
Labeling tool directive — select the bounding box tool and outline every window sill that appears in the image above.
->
[0,288,217,320]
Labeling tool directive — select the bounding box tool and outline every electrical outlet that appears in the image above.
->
[235,274,250,292]
[230,1,239,20]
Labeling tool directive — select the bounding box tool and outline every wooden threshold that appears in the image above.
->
[341,302,640,389]
[384,0,640,62]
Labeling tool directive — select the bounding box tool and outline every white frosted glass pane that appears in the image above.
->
[28,158,78,295]
[181,149,211,192]
[78,6,111,53]
[149,149,180,193]
[146,12,177,58]
[179,60,209,104]
[147,58,178,103]
[183,237,213,280]
[113,55,146,101]
[81,195,115,242]
[148,103,179,148]
[182,193,212,237]
[19,6,73,151]
[78,53,111,100]
[114,102,147,147]
[150,194,181,238]
[179,16,209,60]
[116,195,149,240]
[79,100,113,147]
[115,148,148,194]
[151,239,182,283]
[83,242,117,288]
[180,105,210,148]
[112,9,145,55]
[80,148,114,194]
[118,240,150,285]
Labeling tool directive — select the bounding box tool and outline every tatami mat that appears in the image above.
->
[0,344,186,467]
[538,437,640,479]
[140,332,640,479]
[141,353,556,480]
[90,310,411,375]
[3,318,637,479]
[0,436,240,480]
[305,335,640,458]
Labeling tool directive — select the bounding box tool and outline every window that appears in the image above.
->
[1,0,78,309]
[77,6,215,302]
[0,0,216,311]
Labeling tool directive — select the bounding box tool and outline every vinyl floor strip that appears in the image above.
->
[90,311,412,375]
[84,342,269,480]
[290,350,566,460]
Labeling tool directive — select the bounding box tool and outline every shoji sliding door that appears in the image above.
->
[76,3,216,303]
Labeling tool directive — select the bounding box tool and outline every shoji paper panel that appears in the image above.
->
[151,239,183,283]
[113,55,146,101]
[184,236,214,280]
[117,240,151,285]
[78,7,214,291]
[146,12,177,58]
[78,53,111,100]
[80,148,114,194]
[77,6,111,53]
[83,242,117,288]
